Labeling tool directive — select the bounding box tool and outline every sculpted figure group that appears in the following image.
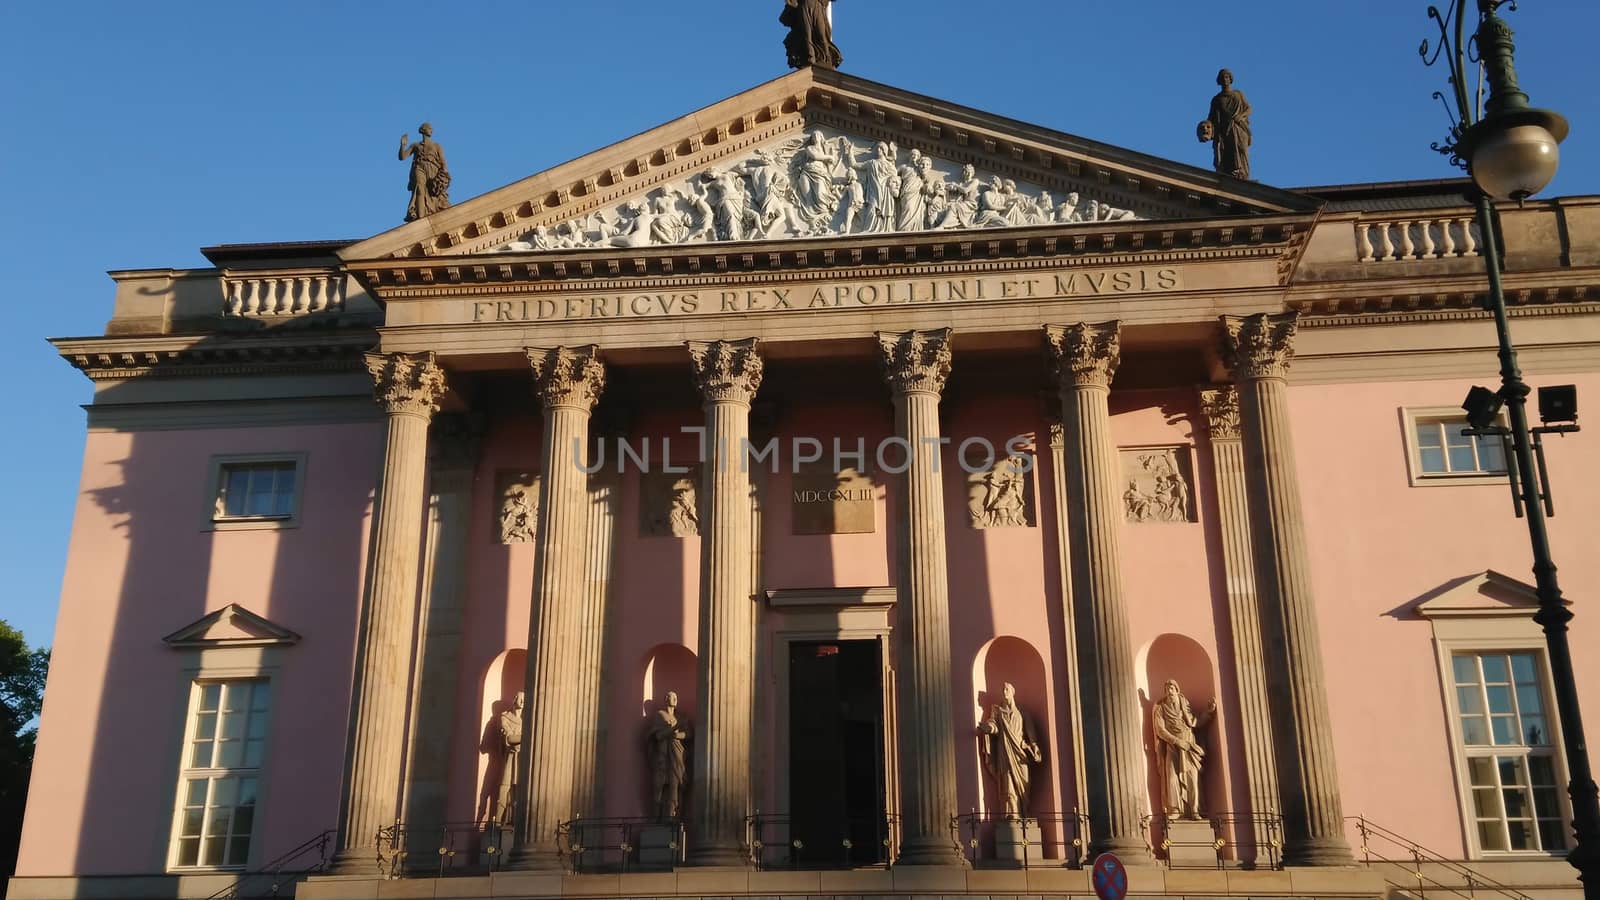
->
[496,132,1138,253]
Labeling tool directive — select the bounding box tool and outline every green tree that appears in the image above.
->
[0,622,48,878]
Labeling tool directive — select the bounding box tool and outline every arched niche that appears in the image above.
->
[970,636,1060,856]
[1136,634,1228,846]
[476,648,526,826]
[634,643,697,816]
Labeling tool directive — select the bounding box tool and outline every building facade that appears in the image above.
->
[12,68,1599,899]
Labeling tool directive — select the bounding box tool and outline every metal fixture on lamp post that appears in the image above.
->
[1422,2,1596,894]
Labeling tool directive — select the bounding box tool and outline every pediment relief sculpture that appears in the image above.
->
[493,128,1140,254]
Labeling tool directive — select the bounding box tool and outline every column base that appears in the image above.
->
[1090,835,1153,866]
[502,843,566,871]
[1283,835,1357,867]
[896,834,966,866]
[684,842,749,867]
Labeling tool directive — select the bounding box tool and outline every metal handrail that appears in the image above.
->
[376,821,510,878]
[1142,813,1285,870]
[746,812,900,869]
[204,829,335,900]
[952,810,1091,868]
[557,816,683,873]
[1349,815,1536,900]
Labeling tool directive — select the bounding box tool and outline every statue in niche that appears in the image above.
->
[494,692,525,824]
[970,456,1030,528]
[780,0,842,70]
[1152,680,1216,820]
[1198,68,1252,180]
[499,487,537,544]
[647,690,691,820]
[398,123,451,222]
[976,683,1043,818]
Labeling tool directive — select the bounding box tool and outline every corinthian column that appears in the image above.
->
[685,338,764,867]
[331,352,448,874]
[1220,313,1353,866]
[506,346,606,871]
[1043,323,1150,864]
[877,328,963,866]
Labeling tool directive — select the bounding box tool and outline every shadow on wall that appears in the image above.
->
[476,649,526,827]
[639,644,696,817]
[1137,633,1226,850]
[970,636,1060,857]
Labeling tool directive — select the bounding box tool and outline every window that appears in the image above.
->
[170,680,271,870]
[204,454,306,530]
[1451,652,1566,853]
[1401,408,1508,486]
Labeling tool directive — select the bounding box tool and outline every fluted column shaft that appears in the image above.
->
[685,339,763,866]
[1044,323,1150,864]
[1222,313,1353,866]
[878,329,963,866]
[1199,388,1279,863]
[508,347,606,870]
[331,353,448,874]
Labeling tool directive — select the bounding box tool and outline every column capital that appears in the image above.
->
[1198,386,1242,441]
[687,338,764,405]
[877,328,952,396]
[527,346,606,412]
[365,351,448,417]
[1044,321,1121,390]
[1221,312,1298,380]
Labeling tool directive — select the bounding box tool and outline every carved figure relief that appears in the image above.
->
[495,471,540,544]
[1152,680,1215,820]
[977,683,1043,819]
[647,690,691,821]
[967,454,1035,529]
[1120,447,1193,523]
[641,467,701,538]
[495,127,1140,253]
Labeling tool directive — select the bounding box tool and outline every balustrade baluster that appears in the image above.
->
[243,279,262,315]
[1419,221,1437,259]
[293,276,311,313]
[226,281,244,316]
[1441,218,1458,257]
[1356,223,1375,262]
[1397,221,1416,259]
[1378,225,1396,261]
[1460,217,1479,256]
[310,276,329,312]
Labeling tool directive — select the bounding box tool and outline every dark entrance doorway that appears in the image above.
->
[787,639,888,866]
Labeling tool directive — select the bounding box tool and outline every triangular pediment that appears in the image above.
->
[163,604,302,649]
[1413,570,1556,619]
[341,68,1318,262]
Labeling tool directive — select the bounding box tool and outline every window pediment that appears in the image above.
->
[162,604,301,649]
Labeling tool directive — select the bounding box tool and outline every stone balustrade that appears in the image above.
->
[1356,215,1480,263]
[224,271,346,317]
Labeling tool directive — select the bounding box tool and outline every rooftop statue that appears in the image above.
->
[780,0,842,70]
[1197,69,1252,180]
[399,123,452,222]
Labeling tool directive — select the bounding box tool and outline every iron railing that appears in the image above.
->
[746,812,899,869]
[557,817,683,873]
[1142,813,1284,870]
[1350,816,1536,900]
[376,821,510,878]
[951,811,1091,868]
[204,830,334,900]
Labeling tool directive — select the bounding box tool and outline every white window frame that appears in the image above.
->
[1400,407,1509,487]
[202,452,307,531]
[167,677,274,872]
[1431,626,1573,859]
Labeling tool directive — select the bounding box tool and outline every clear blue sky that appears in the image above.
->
[1,1,1596,650]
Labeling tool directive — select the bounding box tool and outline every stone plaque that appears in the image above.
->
[966,453,1036,529]
[640,466,701,537]
[494,470,539,544]
[791,462,876,535]
[1119,446,1194,524]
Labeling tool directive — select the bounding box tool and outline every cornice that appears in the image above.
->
[349,214,1313,300]
[53,331,376,381]
[1288,269,1599,318]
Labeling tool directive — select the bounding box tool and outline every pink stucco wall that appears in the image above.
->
[17,423,382,876]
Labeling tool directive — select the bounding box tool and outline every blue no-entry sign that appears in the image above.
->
[1092,852,1128,900]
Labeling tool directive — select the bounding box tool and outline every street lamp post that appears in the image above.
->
[1422,2,1598,895]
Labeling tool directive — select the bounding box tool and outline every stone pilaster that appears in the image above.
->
[331,352,448,874]
[507,346,606,871]
[877,328,964,866]
[401,414,480,870]
[1220,313,1353,866]
[1198,387,1280,863]
[685,338,764,866]
[1043,323,1150,864]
